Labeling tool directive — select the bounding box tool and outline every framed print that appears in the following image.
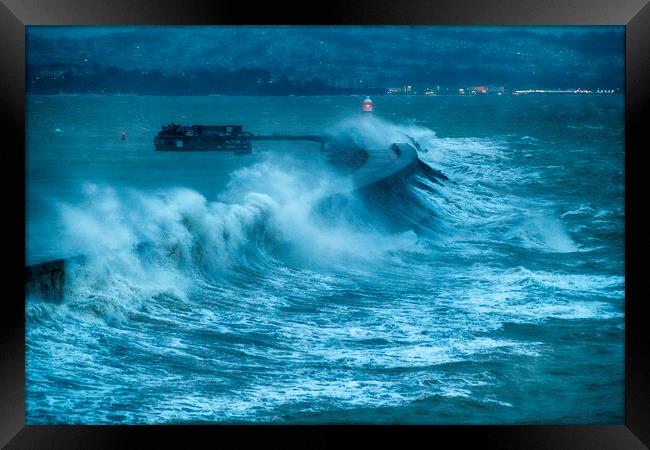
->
[2,0,648,447]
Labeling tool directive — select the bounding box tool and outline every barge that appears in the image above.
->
[154,123,253,153]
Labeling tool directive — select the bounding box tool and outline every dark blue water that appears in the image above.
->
[26,94,624,424]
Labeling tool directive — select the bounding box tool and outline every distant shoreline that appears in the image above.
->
[26,92,624,98]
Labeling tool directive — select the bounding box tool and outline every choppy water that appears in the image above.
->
[26,94,624,424]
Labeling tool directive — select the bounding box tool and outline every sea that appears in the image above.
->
[25,94,625,424]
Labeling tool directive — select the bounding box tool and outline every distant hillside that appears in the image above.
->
[26,26,624,94]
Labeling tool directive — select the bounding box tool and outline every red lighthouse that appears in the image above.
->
[361,96,374,112]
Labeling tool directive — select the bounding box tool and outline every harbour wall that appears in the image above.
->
[25,257,83,303]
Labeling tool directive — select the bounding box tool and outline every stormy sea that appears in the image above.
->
[26,94,624,424]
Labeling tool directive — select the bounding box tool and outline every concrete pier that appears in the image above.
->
[249,134,333,151]
[25,258,66,302]
[352,142,419,190]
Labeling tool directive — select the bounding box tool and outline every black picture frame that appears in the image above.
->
[2,0,648,447]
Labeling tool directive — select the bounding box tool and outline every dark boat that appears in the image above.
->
[154,123,253,153]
